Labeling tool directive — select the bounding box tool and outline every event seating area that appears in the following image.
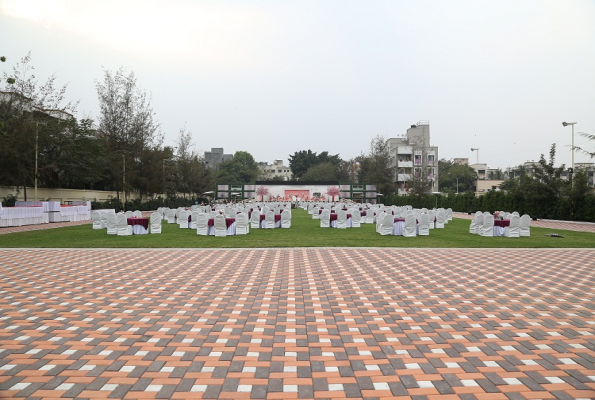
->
[90,201,467,238]
[469,210,531,237]
[92,202,294,237]
[301,202,452,237]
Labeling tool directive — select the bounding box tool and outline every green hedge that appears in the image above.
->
[385,191,595,222]
[91,196,210,213]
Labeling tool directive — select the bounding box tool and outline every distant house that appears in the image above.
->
[387,121,439,194]
[258,160,292,181]
[204,148,233,168]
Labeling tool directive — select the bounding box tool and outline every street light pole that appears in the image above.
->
[35,122,38,201]
[562,122,577,186]
[562,121,576,170]
[455,177,459,194]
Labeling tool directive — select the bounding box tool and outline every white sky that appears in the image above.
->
[1,0,594,171]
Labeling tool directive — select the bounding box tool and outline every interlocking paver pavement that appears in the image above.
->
[1,248,594,399]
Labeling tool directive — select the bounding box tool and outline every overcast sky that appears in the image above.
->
[1,0,594,171]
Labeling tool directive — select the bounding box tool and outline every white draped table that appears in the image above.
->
[0,206,45,227]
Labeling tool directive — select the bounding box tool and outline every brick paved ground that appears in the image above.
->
[1,248,594,399]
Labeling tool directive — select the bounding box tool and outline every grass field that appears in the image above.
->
[0,208,593,248]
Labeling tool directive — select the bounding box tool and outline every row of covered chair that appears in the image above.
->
[469,211,530,237]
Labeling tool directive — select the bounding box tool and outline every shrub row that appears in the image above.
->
[385,191,595,222]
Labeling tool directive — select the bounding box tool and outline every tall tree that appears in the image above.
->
[337,158,360,183]
[357,135,396,196]
[438,159,476,194]
[38,118,107,189]
[95,67,162,200]
[288,150,341,179]
[300,162,339,181]
[217,151,259,184]
[175,127,195,198]
[0,53,76,198]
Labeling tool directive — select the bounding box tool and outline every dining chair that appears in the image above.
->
[504,214,520,238]
[520,214,531,236]
[150,212,162,234]
[417,214,430,236]
[403,213,417,237]
[178,210,189,229]
[480,214,494,237]
[250,210,261,229]
[106,213,118,235]
[235,213,249,235]
[116,213,132,236]
[196,213,209,236]
[265,211,275,229]
[213,214,227,237]
[281,210,291,228]
[92,211,103,229]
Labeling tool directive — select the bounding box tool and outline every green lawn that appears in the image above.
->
[0,209,595,248]
[0,208,593,248]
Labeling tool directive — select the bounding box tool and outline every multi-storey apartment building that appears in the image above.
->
[258,159,293,181]
[387,121,439,194]
[204,148,233,168]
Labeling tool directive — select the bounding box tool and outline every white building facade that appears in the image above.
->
[258,160,293,181]
[387,121,439,194]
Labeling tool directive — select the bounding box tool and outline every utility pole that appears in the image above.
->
[35,122,38,201]
[122,153,126,206]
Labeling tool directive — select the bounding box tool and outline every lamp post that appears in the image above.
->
[470,148,480,194]
[562,121,576,173]
[35,122,39,201]
[455,177,459,194]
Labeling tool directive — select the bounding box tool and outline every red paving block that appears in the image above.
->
[0,247,594,399]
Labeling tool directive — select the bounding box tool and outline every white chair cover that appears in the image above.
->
[351,210,361,228]
[504,215,520,238]
[133,210,142,218]
[125,210,133,218]
[265,211,275,229]
[92,211,103,229]
[150,212,162,234]
[435,209,446,228]
[179,210,189,229]
[336,210,347,229]
[427,210,435,229]
[189,211,199,229]
[376,212,387,233]
[417,214,430,236]
[106,213,118,235]
[196,213,209,236]
[320,209,331,228]
[116,213,132,236]
[235,213,249,235]
[166,208,176,224]
[365,211,374,224]
[213,214,227,237]
[403,213,417,237]
[380,214,393,236]
[520,214,531,236]
[312,207,320,219]
[481,214,494,237]
[469,211,481,234]
[281,210,291,228]
[250,210,261,229]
